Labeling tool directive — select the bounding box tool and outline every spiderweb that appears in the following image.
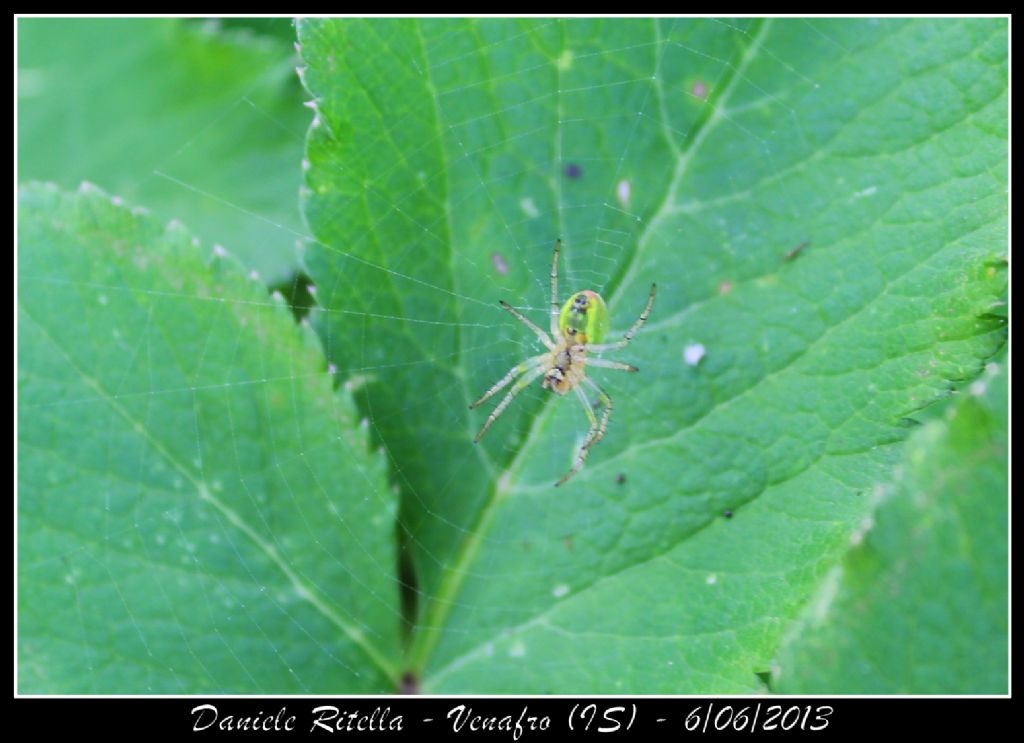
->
[18,17,889,694]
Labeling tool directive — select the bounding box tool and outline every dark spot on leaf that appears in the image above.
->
[724,509,733,519]
[267,271,316,323]
[399,672,419,694]
[783,240,810,262]
[563,536,573,552]
[563,162,582,179]
[615,473,626,484]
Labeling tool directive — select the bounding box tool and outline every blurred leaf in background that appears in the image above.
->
[774,352,1008,694]
[18,17,308,284]
[18,182,402,693]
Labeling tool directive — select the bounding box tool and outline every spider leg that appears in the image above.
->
[585,358,638,372]
[550,239,561,337]
[573,382,600,447]
[469,354,548,409]
[473,365,547,443]
[500,301,555,350]
[555,378,613,487]
[585,283,657,353]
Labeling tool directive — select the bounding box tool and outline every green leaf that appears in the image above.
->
[18,183,400,693]
[774,355,1008,694]
[299,18,1006,692]
[17,18,307,284]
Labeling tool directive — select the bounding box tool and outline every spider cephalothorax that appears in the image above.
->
[541,340,584,395]
[470,240,656,486]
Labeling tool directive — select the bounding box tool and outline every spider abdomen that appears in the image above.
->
[558,290,609,345]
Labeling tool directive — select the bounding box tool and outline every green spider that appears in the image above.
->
[470,239,657,486]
